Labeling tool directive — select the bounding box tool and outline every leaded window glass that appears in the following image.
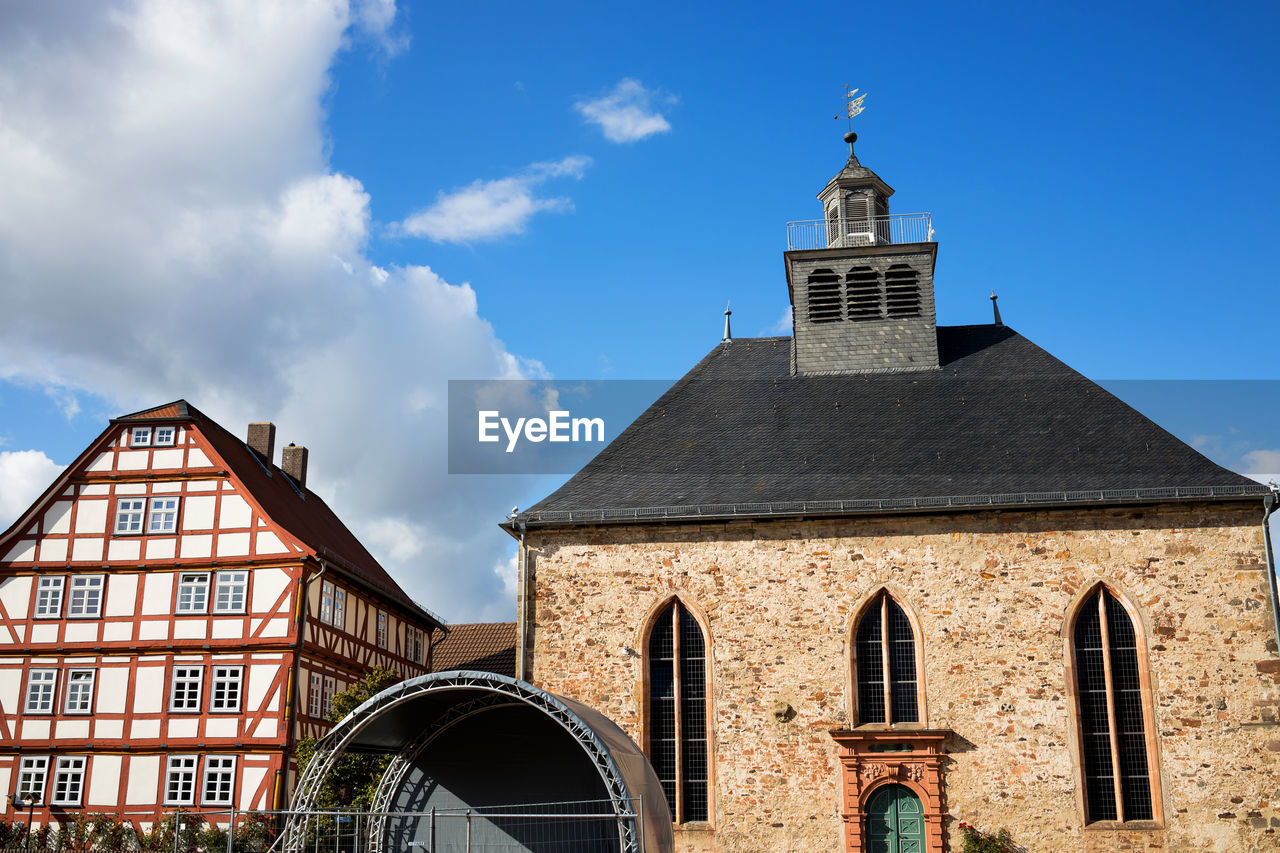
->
[647,599,708,824]
[1073,587,1155,823]
[855,593,919,725]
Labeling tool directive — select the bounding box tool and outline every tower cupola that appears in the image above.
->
[784,127,939,376]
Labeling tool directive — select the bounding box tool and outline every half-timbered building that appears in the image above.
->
[0,401,444,824]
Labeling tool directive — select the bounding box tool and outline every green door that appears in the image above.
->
[865,784,925,853]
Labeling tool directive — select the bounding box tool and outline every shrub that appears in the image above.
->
[958,821,1016,853]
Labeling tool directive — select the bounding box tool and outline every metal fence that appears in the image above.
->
[785,213,933,250]
[0,802,642,853]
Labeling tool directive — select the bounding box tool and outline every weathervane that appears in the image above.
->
[843,86,867,131]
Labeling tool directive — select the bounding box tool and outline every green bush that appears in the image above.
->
[958,821,1016,853]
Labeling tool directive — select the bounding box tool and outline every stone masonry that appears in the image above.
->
[525,500,1280,853]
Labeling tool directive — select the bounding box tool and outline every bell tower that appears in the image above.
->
[785,129,940,375]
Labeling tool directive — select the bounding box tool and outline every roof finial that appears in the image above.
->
[990,291,1003,326]
[723,301,732,341]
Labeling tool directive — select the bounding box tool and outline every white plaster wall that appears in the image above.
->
[129,719,160,739]
[37,538,67,562]
[107,539,141,560]
[95,719,123,739]
[141,574,173,614]
[211,620,242,639]
[0,577,31,619]
[117,450,148,471]
[167,718,197,738]
[240,766,268,810]
[87,755,120,807]
[251,568,291,612]
[205,717,237,738]
[115,483,146,495]
[220,494,251,529]
[103,622,132,642]
[152,449,183,469]
[44,502,72,534]
[105,575,138,617]
[188,448,213,467]
[247,664,278,711]
[0,668,21,710]
[180,534,213,559]
[75,500,107,534]
[133,667,165,713]
[126,756,160,804]
[86,453,113,473]
[21,720,49,739]
[71,538,104,561]
[30,624,58,643]
[183,495,216,530]
[145,538,176,560]
[188,480,219,491]
[217,532,250,557]
[255,531,288,554]
[138,621,168,640]
[97,671,127,714]
[2,540,35,562]
[173,621,207,640]
[55,720,91,739]
[64,623,98,643]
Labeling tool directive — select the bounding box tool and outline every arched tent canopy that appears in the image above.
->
[287,670,673,853]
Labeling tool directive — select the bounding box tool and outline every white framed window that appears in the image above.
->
[333,587,346,629]
[213,570,248,613]
[210,666,243,712]
[319,581,335,624]
[164,755,198,805]
[376,611,388,649]
[148,497,180,534]
[406,626,425,665]
[64,669,96,714]
[130,427,152,447]
[308,673,323,718]
[153,426,177,446]
[51,756,86,806]
[323,676,336,718]
[176,573,210,613]
[202,756,236,805]
[114,498,146,535]
[25,669,57,714]
[170,666,203,712]
[17,756,49,802]
[67,575,105,618]
[34,576,65,618]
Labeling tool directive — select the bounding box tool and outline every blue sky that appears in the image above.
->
[0,1,1276,619]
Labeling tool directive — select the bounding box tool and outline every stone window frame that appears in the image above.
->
[847,586,929,728]
[637,593,717,830]
[1062,580,1165,830]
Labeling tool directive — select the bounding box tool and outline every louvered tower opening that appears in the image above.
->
[807,269,842,323]
[884,264,921,317]
[845,266,881,320]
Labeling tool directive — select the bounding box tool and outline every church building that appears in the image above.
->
[506,131,1280,852]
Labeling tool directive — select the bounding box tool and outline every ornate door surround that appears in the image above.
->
[830,728,950,853]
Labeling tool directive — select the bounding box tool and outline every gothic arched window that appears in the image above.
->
[1070,586,1158,824]
[647,599,709,823]
[854,592,920,725]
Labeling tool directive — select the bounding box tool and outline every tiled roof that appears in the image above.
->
[432,622,517,677]
[522,325,1266,524]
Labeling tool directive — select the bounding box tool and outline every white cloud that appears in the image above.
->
[395,156,590,243]
[1242,449,1280,473]
[494,548,519,599]
[0,451,67,529]
[575,78,674,143]
[0,0,536,620]
[771,306,794,334]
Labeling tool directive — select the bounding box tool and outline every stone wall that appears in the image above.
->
[526,500,1280,853]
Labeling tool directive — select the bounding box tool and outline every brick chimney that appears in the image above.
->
[247,422,276,462]
[281,443,308,489]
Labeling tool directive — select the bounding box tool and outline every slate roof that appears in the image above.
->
[432,622,517,677]
[520,325,1265,525]
[0,399,441,629]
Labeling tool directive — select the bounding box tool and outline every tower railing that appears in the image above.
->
[785,213,933,250]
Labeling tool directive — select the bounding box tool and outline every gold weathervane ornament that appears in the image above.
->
[843,86,868,131]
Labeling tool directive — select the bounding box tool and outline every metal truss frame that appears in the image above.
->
[281,670,640,853]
